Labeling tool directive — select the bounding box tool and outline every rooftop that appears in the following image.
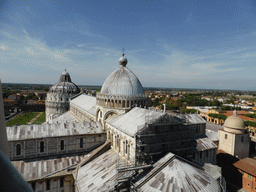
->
[222,110,256,121]
[50,111,78,124]
[174,113,206,124]
[196,138,217,151]
[70,94,96,116]
[7,120,103,141]
[76,149,120,192]
[233,158,256,177]
[12,153,88,181]
[135,152,221,191]
[106,107,168,136]
[206,122,223,132]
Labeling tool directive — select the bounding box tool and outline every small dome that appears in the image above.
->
[119,56,127,67]
[49,70,80,94]
[101,54,144,96]
[223,110,245,130]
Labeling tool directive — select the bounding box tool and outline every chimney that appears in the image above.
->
[0,79,9,159]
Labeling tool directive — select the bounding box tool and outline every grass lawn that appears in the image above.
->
[32,112,46,124]
[6,112,40,126]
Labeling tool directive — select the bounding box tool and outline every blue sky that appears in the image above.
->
[1,0,256,90]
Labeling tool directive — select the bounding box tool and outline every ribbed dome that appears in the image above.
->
[223,110,245,130]
[101,55,144,96]
[49,70,80,94]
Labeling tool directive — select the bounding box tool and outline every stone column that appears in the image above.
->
[0,79,9,159]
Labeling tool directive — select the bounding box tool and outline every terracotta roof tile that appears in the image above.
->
[233,158,256,176]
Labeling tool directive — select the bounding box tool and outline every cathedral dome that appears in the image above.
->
[49,70,80,94]
[223,110,245,132]
[101,54,144,96]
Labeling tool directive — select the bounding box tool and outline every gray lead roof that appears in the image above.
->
[101,65,144,96]
[136,152,221,192]
[49,71,80,94]
[7,121,103,141]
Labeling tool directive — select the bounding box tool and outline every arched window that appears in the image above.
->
[61,140,64,150]
[80,138,83,148]
[125,140,128,154]
[127,144,130,160]
[16,144,21,156]
[40,141,44,152]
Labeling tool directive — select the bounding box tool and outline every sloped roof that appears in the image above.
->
[203,163,222,180]
[50,111,78,123]
[106,107,166,136]
[70,94,96,116]
[206,132,219,142]
[233,158,256,177]
[196,138,217,151]
[12,153,88,181]
[135,153,221,192]
[175,113,206,124]
[206,123,223,132]
[76,149,120,192]
[7,121,103,141]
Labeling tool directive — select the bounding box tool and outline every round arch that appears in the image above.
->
[103,110,119,121]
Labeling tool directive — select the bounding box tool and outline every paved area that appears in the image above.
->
[27,112,43,125]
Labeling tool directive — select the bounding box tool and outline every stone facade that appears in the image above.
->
[9,134,106,160]
[70,105,96,122]
[218,129,250,159]
[29,175,74,192]
[190,123,206,138]
[192,148,217,165]
[46,92,72,122]
[96,93,151,123]
[105,113,196,164]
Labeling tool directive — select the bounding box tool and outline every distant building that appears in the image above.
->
[27,100,36,105]
[8,94,18,100]
[3,99,16,106]
[34,92,46,100]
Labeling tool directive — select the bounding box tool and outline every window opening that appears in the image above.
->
[16,144,21,156]
[40,141,44,152]
[61,140,64,150]
[60,177,64,188]
[46,179,50,190]
[80,138,83,148]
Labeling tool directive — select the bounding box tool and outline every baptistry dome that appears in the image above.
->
[49,70,79,94]
[101,53,144,97]
[46,70,80,123]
